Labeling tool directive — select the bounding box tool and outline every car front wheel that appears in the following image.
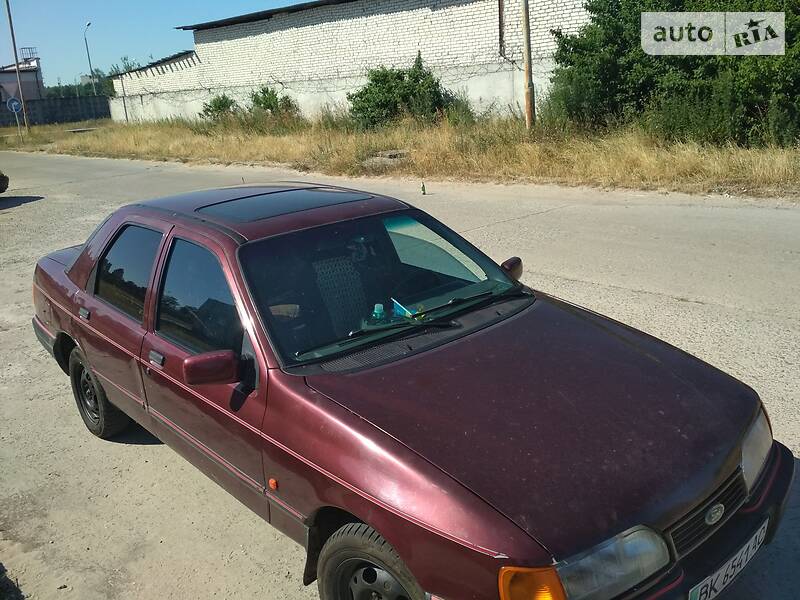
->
[69,347,131,439]
[317,523,424,600]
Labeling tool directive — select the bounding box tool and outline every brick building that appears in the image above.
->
[111,0,588,122]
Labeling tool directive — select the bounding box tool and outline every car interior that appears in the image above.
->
[243,214,484,360]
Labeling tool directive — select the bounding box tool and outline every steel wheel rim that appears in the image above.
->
[335,558,411,600]
[78,367,100,423]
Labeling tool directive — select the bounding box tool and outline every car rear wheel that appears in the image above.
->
[317,523,424,600]
[69,347,131,439]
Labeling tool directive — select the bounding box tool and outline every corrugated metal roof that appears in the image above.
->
[111,50,196,78]
[177,0,359,31]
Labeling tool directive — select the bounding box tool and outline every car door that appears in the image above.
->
[139,228,268,513]
[74,220,168,417]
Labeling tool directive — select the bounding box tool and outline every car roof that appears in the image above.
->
[130,183,409,242]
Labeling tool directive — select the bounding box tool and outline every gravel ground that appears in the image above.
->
[0,151,797,600]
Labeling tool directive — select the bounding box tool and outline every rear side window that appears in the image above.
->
[95,225,163,322]
[156,239,244,355]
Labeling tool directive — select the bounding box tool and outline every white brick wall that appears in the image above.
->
[112,53,202,97]
[111,0,588,121]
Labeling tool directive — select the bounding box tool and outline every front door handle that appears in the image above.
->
[148,350,165,367]
[78,307,90,320]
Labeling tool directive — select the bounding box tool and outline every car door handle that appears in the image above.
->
[78,307,90,320]
[148,350,165,367]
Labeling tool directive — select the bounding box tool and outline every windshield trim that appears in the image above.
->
[235,207,517,369]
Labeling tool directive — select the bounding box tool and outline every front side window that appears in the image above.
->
[240,210,518,364]
[157,239,244,355]
[95,225,163,321]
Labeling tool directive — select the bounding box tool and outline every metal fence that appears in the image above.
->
[0,95,110,127]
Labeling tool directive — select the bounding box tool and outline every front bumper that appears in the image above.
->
[627,441,794,600]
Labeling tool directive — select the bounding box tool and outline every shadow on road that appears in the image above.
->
[726,457,799,599]
[0,562,24,600]
[0,195,44,210]
[109,421,163,446]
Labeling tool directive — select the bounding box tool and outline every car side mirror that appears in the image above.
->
[501,256,523,281]
[183,350,240,385]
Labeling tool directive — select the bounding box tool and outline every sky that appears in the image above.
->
[1,1,297,86]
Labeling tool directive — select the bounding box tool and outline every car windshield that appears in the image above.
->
[239,210,516,364]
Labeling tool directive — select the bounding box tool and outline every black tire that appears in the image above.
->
[68,347,131,439]
[317,523,424,600]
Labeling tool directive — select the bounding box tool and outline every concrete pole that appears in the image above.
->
[521,0,535,129]
[84,22,97,96]
[4,0,29,131]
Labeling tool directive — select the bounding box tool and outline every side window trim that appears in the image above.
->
[89,222,166,324]
[88,221,165,294]
[152,231,263,392]
[153,235,250,358]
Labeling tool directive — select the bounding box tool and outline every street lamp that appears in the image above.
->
[83,21,97,95]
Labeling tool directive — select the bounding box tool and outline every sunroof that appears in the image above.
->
[197,188,373,222]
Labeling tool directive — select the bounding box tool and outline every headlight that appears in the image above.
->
[498,527,670,600]
[741,409,773,492]
[556,527,669,600]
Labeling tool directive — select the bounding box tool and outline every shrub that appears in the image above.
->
[550,0,800,145]
[640,70,745,144]
[242,108,308,135]
[443,92,477,127]
[201,94,240,121]
[250,86,300,116]
[348,52,457,128]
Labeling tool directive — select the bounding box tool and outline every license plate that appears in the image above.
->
[688,519,769,600]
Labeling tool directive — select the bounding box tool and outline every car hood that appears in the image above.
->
[305,294,759,558]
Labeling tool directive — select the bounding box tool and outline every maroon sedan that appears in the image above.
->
[32,184,793,600]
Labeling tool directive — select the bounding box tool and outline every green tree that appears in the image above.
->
[45,68,114,98]
[548,0,800,144]
[108,56,143,76]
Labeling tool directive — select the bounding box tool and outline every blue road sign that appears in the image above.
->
[7,97,22,113]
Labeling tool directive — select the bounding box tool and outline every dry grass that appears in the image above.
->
[2,118,798,196]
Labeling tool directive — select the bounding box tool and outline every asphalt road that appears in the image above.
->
[0,151,797,600]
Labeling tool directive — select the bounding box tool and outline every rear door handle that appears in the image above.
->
[78,307,90,320]
[148,350,165,367]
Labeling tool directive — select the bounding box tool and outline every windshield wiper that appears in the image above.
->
[412,290,495,319]
[345,318,457,341]
[414,285,532,320]
[294,317,460,360]
[293,287,532,361]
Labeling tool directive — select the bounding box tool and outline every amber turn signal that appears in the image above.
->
[498,566,567,600]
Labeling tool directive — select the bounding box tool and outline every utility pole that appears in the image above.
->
[521,0,535,129]
[83,22,97,95]
[4,0,29,131]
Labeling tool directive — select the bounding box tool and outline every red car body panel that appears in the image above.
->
[31,185,794,600]
[306,295,759,559]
